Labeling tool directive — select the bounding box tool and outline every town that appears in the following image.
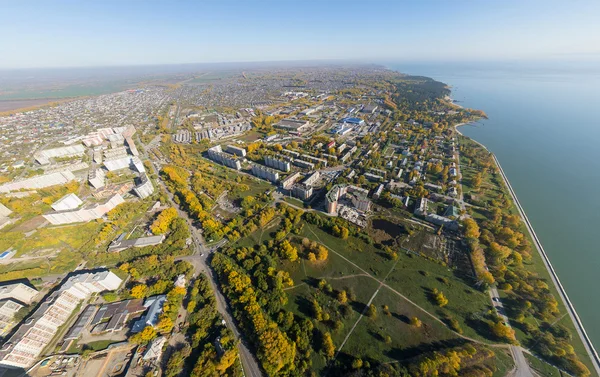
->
[0,66,593,377]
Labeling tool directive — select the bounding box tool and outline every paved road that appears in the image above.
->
[146,148,263,377]
[489,287,534,377]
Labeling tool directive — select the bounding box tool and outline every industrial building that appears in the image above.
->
[207,145,242,170]
[131,295,167,333]
[0,171,76,193]
[108,234,165,253]
[0,299,24,336]
[0,203,13,230]
[326,185,371,215]
[274,118,311,133]
[88,169,106,189]
[361,104,378,114]
[225,145,247,157]
[251,164,280,183]
[104,155,146,173]
[34,144,86,165]
[87,299,146,334]
[0,282,38,305]
[133,173,154,199]
[51,193,83,212]
[43,194,125,225]
[264,156,291,172]
[0,270,122,369]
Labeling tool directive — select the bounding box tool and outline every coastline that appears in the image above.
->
[456,123,600,374]
[492,153,600,374]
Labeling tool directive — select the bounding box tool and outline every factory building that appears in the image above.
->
[88,169,106,189]
[274,118,311,133]
[251,164,280,183]
[264,156,291,172]
[0,282,38,305]
[133,173,154,199]
[0,171,76,194]
[0,203,12,230]
[103,156,146,173]
[225,145,247,157]
[207,145,242,170]
[0,300,24,336]
[34,144,86,165]
[108,234,166,253]
[0,270,122,369]
[50,193,83,212]
[43,194,125,225]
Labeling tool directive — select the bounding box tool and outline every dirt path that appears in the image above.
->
[306,224,501,347]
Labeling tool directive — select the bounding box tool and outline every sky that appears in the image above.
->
[2,0,600,69]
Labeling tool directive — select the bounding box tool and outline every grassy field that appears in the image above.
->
[263,218,514,374]
[298,222,495,342]
[525,354,563,377]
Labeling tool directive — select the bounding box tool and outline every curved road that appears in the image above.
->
[145,140,263,377]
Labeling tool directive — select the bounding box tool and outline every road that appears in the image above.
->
[146,144,263,377]
[489,287,534,377]
[493,154,600,376]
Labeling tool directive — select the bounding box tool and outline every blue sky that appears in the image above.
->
[2,0,600,68]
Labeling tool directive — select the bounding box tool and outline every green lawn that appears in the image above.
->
[525,353,562,377]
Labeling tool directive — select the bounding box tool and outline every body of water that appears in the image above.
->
[388,61,600,349]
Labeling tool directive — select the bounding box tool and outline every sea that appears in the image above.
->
[388,60,600,350]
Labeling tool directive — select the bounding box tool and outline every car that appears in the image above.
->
[492,297,500,302]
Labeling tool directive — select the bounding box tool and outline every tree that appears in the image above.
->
[491,321,517,344]
[337,290,348,304]
[410,316,422,328]
[463,218,481,240]
[322,332,335,358]
[352,358,363,369]
[130,284,148,299]
[279,240,298,262]
[367,304,377,319]
[340,227,349,240]
[157,315,174,333]
[433,288,448,307]
[150,207,178,234]
[307,252,317,261]
[130,326,157,345]
[317,245,328,261]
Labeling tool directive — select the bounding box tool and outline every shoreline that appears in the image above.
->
[492,153,600,374]
[456,123,600,374]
